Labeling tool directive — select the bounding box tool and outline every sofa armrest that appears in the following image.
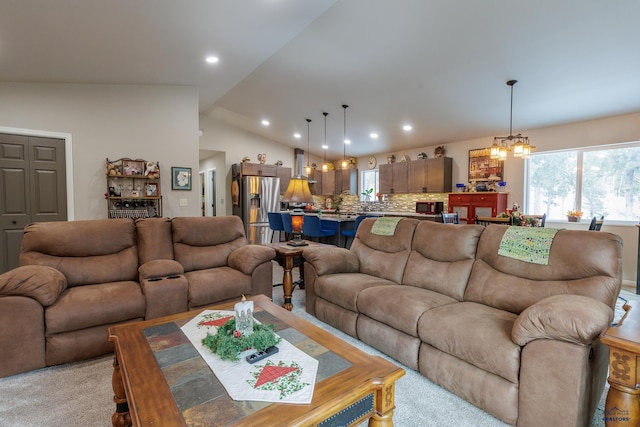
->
[228,245,276,275]
[512,294,612,346]
[302,247,359,276]
[138,259,184,280]
[0,265,67,306]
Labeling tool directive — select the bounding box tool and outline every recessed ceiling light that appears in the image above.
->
[261,119,270,126]
[293,133,301,139]
[402,124,412,131]
[205,56,219,64]
[370,133,378,139]
[322,144,328,150]
[344,139,351,144]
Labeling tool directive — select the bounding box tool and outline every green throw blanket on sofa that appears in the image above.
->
[371,217,403,236]
[498,226,559,265]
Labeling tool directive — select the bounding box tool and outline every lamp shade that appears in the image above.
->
[282,176,314,204]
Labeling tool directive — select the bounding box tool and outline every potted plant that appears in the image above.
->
[567,210,583,222]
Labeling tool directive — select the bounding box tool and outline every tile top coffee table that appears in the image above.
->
[108,294,404,427]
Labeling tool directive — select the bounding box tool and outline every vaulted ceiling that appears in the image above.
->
[2,0,639,159]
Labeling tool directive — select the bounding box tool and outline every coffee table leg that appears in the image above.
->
[370,382,397,427]
[282,254,294,311]
[111,354,132,427]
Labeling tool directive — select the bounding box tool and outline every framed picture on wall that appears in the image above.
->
[468,148,504,183]
[171,167,192,190]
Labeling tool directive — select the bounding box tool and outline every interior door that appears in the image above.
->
[0,133,67,273]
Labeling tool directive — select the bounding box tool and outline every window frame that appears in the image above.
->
[524,141,640,225]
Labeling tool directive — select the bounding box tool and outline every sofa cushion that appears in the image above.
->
[172,217,246,272]
[315,273,395,312]
[418,301,520,384]
[403,221,483,301]
[350,218,418,284]
[0,265,67,306]
[45,281,145,334]
[357,285,457,337]
[20,219,139,287]
[186,267,253,308]
[136,217,174,264]
[512,294,613,346]
[465,225,622,314]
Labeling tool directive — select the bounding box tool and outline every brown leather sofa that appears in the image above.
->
[0,216,275,378]
[303,218,622,427]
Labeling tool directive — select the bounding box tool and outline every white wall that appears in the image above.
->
[0,83,200,219]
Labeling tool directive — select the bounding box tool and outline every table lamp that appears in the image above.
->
[281,176,314,246]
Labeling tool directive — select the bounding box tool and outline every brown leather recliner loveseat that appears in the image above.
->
[0,216,275,378]
[302,218,622,427]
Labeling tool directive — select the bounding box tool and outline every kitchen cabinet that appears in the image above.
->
[448,193,508,224]
[408,157,453,193]
[276,165,291,194]
[334,168,358,195]
[379,162,408,194]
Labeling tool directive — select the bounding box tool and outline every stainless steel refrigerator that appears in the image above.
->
[239,176,281,244]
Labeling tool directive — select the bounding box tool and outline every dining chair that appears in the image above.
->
[267,212,285,243]
[341,215,367,248]
[302,215,337,243]
[441,212,460,224]
[589,216,604,231]
[281,212,294,237]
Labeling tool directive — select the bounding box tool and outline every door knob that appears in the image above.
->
[12,220,17,224]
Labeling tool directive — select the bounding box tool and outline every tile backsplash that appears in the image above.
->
[312,193,450,213]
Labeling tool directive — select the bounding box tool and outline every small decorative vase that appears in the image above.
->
[567,216,580,222]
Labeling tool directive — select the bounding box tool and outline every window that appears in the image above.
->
[360,169,379,201]
[526,142,640,221]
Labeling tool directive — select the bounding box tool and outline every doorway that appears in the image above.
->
[0,132,68,273]
[200,168,216,216]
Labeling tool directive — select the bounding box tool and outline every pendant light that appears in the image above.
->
[489,80,535,160]
[321,112,329,172]
[341,104,350,169]
[304,118,312,176]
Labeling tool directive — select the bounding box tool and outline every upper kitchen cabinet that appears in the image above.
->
[408,157,453,193]
[379,162,408,194]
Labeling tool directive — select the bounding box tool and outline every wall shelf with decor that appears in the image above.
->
[106,158,162,218]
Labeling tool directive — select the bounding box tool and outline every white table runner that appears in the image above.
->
[181,310,318,404]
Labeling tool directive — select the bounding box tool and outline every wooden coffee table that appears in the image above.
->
[108,294,404,427]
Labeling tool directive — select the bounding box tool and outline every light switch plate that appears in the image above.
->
[179,198,188,207]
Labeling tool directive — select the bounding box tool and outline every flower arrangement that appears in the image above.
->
[567,210,583,222]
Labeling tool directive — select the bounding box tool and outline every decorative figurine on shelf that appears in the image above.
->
[106,162,119,176]
[275,160,283,166]
[387,154,395,164]
[144,161,159,178]
[257,153,267,164]
[434,146,446,158]
[242,156,251,163]
[417,152,428,159]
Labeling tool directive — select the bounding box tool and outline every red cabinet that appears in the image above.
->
[448,193,508,224]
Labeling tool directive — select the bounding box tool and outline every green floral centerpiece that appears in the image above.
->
[202,318,280,361]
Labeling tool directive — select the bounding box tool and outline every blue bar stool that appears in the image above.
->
[302,215,337,243]
[267,212,285,242]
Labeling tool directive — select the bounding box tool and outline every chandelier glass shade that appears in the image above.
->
[489,80,535,160]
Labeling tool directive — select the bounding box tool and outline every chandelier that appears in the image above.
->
[489,80,535,160]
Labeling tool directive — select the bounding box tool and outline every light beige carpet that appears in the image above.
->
[0,261,614,426]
